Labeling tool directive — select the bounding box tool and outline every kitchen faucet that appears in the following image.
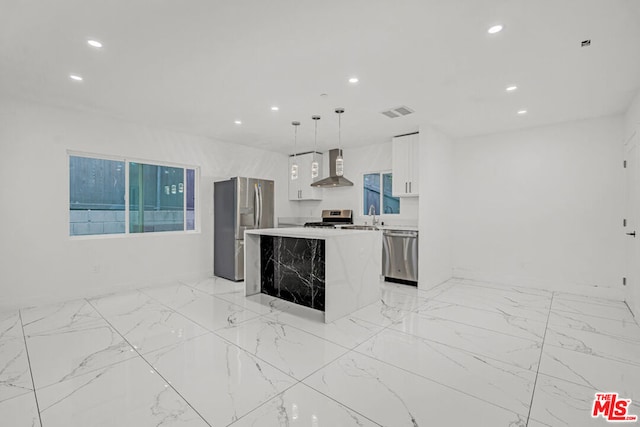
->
[368,204,379,226]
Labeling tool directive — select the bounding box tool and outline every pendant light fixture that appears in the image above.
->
[335,108,345,176]
[311,115,321,179]
[291,121,300,180]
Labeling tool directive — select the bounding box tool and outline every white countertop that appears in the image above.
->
[376,225,419,231]
[246,227,378,239]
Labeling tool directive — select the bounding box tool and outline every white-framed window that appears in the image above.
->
[69,152,198,236]
[363,171,400,215]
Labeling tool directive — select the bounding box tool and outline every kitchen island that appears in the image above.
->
[244,227,381,322]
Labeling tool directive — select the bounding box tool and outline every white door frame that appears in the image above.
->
[624,129,639,319]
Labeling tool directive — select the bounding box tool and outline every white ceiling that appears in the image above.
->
[1,0,639,153]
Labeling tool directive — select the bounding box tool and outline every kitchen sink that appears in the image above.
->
[341,225,380,231]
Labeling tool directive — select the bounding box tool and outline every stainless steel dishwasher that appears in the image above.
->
[382,229,418,284]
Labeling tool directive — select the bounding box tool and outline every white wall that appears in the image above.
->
[624,90,640,316]
[0,98,291,311]
[290,142,419,225]
[452,116,625,296]
[418,126,454,289]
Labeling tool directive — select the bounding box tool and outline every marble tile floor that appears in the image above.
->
[1,276,639,426]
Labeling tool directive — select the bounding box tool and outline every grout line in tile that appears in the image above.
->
[550,307,635,323]
[409,308,546,343]
[449,277,553,297]
[135,283,335,388]
[306,347,530,424]
[138,286,258,333]
[525,291,555,426]
[544,319,640,344]
[293,297,532,422]
[541,339,640,368]
[623,300,640,329]
[85,298,214,427]
[429,297,550,323]
[260,316,374,351]
[227,381,385,427]
[18,310,43,427]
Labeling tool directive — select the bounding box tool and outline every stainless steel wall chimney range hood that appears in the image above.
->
[310,149,354,188]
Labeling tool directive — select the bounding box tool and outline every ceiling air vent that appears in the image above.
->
[381,105,415,119]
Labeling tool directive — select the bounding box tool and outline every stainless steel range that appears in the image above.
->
[304,209,353,229]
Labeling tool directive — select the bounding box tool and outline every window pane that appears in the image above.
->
[382,173,400,214]
[70,156,125,236]
[363,173,380,215]
[129,163,185,233]
[186,168,195,231]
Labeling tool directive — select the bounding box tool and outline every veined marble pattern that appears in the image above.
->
[0,311,22,340]
[4,276,639,426]
[0,391,40,427]
[544,327,640,367]
[392,311,543,371]
[25,318,135,390]
[548,310,640,341]
[214,316,349,380]
[354,329,536,416]
[304,352,528,426]
[0,337,33,403]
[179,276,245,296]
[144,333,296,426]
[38,357,208,427]
[21,300,103,335]
[551,295,635,321]
[265,303,384,348]
[433,287,550,322]
[229,382,379,427]
[415,299,547,341]
[89,291,209,355]
[348,288,430,327]
[141,283,261,331]
[539,344,640,403]
[22,300,135,390]
[527,373,640,427]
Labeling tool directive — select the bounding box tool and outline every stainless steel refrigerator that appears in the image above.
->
[214,177,275,281]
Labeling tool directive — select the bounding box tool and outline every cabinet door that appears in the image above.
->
[288,156,300,200]
[300,153,323,200]
[392,136,411,197]
[289,153,323,201]
[408,133,420,196]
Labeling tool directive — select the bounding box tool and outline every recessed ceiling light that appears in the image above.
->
[234,120,242,125]
[506,85,518,92]
[488,25,503,34]
[517,109,527,115]
[87,39,103,48]
[271,106,279,111]
[69,74,83,81]
[348,77,359,84]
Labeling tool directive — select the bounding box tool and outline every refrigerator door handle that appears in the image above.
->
[253,183,259,228]
[257,184,262,228]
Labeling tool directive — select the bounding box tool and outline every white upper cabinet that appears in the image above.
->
[392,133,420,197]
[288,152,323,201]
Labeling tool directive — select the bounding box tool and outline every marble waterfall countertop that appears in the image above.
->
[244,227,381,322]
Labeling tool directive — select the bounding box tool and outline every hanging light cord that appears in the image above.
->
[337,111,341,152]
[314,119,318,152]
[294,123,298,158]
